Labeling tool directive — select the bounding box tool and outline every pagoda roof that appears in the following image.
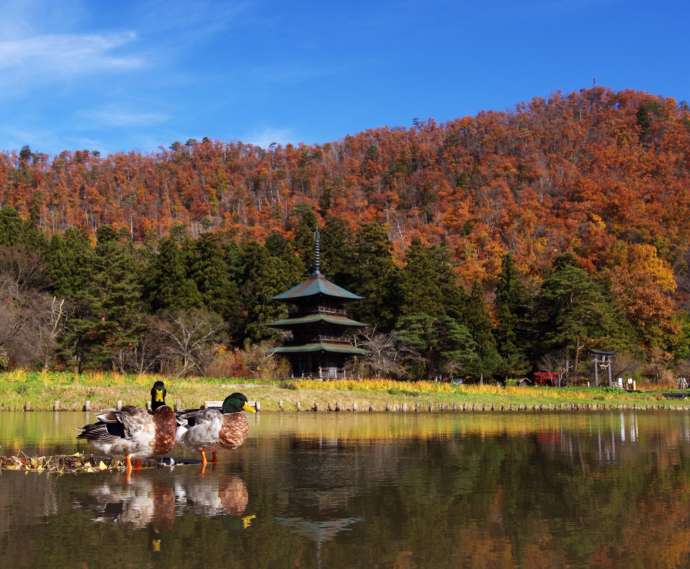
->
[273,273,362,301]
[270,342,367,355]
[268,313,366,328]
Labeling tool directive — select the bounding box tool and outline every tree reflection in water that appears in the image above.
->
[0,412,689,569]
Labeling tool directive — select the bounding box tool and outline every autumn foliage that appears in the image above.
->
[0,87,689,372]
[0,89,685,267]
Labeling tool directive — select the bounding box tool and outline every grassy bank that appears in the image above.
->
[0,371,688,412]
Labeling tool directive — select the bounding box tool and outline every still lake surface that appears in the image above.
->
[1,411,689,569]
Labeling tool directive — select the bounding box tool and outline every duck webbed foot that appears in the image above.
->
[124,454,133,482]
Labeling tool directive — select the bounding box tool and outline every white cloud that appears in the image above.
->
[76,105,169,128]
[0,32,143,74]
[244,127,296,148]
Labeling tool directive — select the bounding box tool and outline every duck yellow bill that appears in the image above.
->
[155,389,165,402]
[242,402,256,413]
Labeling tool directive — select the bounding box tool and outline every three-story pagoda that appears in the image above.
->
[269,231,366,379]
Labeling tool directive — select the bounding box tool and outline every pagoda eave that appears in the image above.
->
[270,343,367,356]
[268,314,366,328]
[272,274,362,302]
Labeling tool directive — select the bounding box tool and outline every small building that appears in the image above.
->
[268,231,366,379]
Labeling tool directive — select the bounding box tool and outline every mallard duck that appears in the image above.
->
[78,381,177,473]
[176,392,255,466]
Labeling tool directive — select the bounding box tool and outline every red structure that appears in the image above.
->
[532,371,560,386]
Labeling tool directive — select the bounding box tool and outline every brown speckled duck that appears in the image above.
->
[78,381,177,473]
[175,393,255,465]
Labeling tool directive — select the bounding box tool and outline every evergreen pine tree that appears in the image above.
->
[51,230,102,371]
[58,228,119,371]
[224,240,244,283]
[265,232,306,282]
[320,216,356,284]
[536,253,622,375]
[237,241,293,343]
[399,238,464,318]
[349,223,402,331]
[463,282,502,380]
[435,315,481,378]
[494,254,531,376]
[188,233,241,319]
[0,208,24,245]
[59,288,104,372]
[144,237,202,312]
[89,227,146,368]
[396,313,479,378]
[47,229,94,297]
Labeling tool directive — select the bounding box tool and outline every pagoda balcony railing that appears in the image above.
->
[290,335,352,345]
[318,366,347,379]
[315,306,347,315]
[314,335,351,344]
[289,306,347,316]
[291,367,349,380]
[288,306,347,318]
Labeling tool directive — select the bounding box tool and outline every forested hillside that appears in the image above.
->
[0,88,689,380]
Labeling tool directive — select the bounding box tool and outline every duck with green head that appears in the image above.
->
[78,381,177,474]
[176,393,255,466]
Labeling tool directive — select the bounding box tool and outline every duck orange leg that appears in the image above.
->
[125,454,133,474]
[199,447,208,476]
[211,450,217,464]
[134,458,142,471]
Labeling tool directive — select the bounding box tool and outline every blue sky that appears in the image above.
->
[0,0,688,154]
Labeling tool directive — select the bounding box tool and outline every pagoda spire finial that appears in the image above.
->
[314,227,321,275]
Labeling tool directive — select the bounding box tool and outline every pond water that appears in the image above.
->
[1,412,689,569]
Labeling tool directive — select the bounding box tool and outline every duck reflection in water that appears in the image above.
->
[74,469,255,555]
[175,468,255,527]
[85,475,176,530]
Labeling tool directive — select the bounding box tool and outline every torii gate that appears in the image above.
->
[591,349,615,386]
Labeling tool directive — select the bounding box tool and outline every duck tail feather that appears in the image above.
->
[77,422,109,440]
[78,420,125,440]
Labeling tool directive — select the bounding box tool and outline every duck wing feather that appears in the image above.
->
[176,408,223,450]
[79,406,152,442]
[176,408,222,428]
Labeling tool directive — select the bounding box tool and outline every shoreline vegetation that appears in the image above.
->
[0,371,688,413]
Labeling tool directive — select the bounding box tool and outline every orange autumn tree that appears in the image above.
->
[607,242,678,353]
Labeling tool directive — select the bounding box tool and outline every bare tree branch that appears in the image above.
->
[155,309,225,376]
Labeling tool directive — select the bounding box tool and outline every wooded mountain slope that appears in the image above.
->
[1,87,689,289]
